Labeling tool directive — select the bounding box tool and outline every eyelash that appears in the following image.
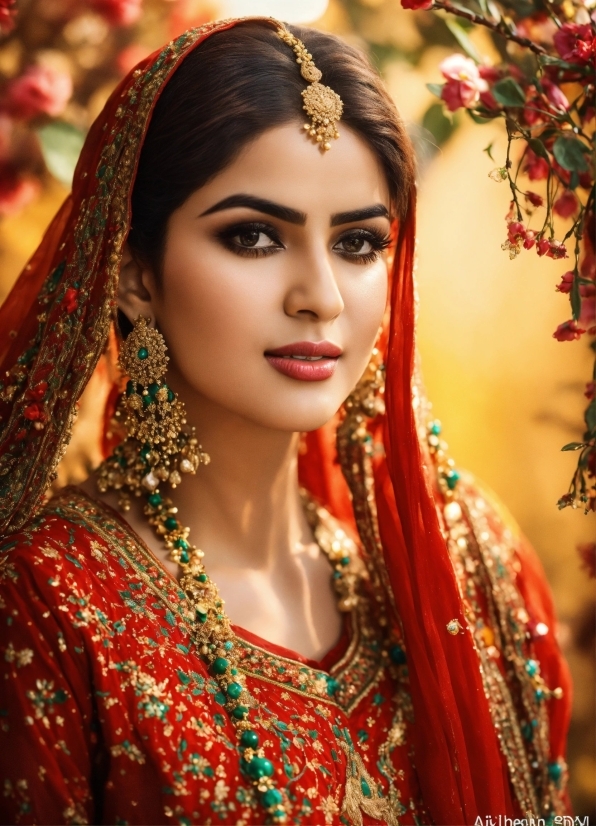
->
[216,221,391,264]
[217,222,283,258]
[334,228,391,265]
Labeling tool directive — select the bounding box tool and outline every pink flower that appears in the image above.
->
[547,240,568,259]
[6,65,72,121]
[401,0,433,9]
[439,54,488,112]
[89,0,143,25]
[554,190,579,219]
[541,78,570,112]
[553,320,585,341]
[524,148,550,181]
[507,221,526,243]
[0,0,16,33]
[537,238,568,259]
[556,271,574,293]
[554,23,595,64]
[0,168,40,216]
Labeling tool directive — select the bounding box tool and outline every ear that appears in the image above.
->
[117,243,157,325]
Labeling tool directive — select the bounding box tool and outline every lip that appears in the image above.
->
[264,340,342,382]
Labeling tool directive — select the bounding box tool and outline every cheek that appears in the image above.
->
[156,236,278,383]
[340,263,388,368]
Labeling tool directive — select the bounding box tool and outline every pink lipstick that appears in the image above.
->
[265,341,342,382]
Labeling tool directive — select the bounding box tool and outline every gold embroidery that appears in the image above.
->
[338,741,399,826]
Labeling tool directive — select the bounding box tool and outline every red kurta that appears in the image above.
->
[0,485,570,825]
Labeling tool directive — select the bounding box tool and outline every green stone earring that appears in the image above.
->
[97,315,209,511]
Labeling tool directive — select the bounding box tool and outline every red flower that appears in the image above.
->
[523,230,536,250]
[63,287,79,314]
[0,167,40,217]
[585,381,595,401]
[6,65,72,121]
[0,0,16,33]
[401,0,433,8]
[525,191,544,208]
[554,23,595,65]
[556,271,574,293]
[23,402,45,421]
[554,190,579,219]
[552,320,585,341]
[89,0,143,25]
[541,78,570,112]
[537,238,568,259]
[524,148,550,181]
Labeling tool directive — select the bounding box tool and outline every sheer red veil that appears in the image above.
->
[0,16,550,824]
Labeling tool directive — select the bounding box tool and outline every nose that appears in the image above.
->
[283,242,344,322]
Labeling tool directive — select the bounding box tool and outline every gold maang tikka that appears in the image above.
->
[277,25,343,152]
[97,316,210,511]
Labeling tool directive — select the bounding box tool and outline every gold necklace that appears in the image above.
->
[100,448,363,824]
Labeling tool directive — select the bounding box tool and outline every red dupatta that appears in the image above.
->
[0,16,541,824]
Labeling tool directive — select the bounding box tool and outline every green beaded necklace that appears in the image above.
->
[97,319,365,823]
[99,439,363,825]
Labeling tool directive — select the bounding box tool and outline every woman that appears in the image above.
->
[0,17,571,826]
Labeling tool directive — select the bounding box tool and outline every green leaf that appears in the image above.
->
[528,138,549,161]
[422,102,457,147]
[492,78,526,107]
[37,121,85,187]
[467,110,492,124]
[561,442,585,451]
[445,20,483,63]
[426,82,444,98]
[483,142,495,161]
[552,136,589,173]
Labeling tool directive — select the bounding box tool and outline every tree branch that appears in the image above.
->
[433,0,547,56]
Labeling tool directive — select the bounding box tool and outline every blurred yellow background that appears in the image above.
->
[0,0,594,815]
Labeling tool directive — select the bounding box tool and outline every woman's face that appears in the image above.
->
[136,121,391,432]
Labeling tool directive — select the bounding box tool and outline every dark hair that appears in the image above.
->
[128,20,415,275]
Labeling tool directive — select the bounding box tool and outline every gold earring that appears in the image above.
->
[97,316,209,511]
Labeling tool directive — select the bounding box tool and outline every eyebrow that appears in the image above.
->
[199,194,306,225]
[330,204,390,226]
[199,194,390,227]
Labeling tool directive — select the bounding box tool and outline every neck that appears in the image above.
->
[172,384,311,572]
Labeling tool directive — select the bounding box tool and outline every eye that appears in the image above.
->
[337,235,373,254]
[333,228,390,264]
[217,222,284,257]
[235,229,276,249]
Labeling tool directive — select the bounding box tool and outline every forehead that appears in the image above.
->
[185,121,390,217]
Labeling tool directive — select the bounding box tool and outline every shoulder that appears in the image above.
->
[0,487,187,635]
[1,487,113,595]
